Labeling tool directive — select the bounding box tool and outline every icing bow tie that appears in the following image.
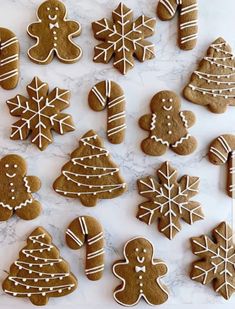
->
[49,22,59,29]
[135,266,146,273]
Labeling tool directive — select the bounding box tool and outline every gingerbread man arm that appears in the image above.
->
[113,261,129,277]
[66,21,81,35]
[24,176,41,193]
[180,111,196,128]
[27,22,43,37]
[139,114,153,131]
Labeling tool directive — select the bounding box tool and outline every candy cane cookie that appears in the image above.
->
[88,80,126,144]
[209,134,235,198]
[0,28,19,89]
[157,0,198,50]
[66,216,105,281]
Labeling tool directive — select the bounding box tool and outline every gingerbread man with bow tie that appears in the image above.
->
[113,237,169,306]
[27,0,82,64]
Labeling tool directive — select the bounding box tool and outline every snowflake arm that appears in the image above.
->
[134,15,156,38]
[179,175,199,199]
[180,201,204,225]
[7,95,28,116]
[47,88,71,110]
[51,113,75,135]
[92,18,114,40]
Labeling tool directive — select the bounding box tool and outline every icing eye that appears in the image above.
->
[135,248,139,252]
[14,164,18,168]
[5,164,9,168]
[169,98,173,102]
[47,7,50,11]
[161,99,166,102]
[55,7,59,10]
[143,249,147,253]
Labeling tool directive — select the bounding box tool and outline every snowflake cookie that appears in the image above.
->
[27,0,82,64]
[113,237,169,306]
[184,38,235,113]
[157,0,198,50]
[2,227,77,306]
[0,154,41,221]
[137,161,204,240]
[92,2,156,75]
[139,90,197,156]
[191,222,235,300]
[6,77,75,151]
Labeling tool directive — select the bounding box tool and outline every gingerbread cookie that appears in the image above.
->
[209,134,235,198]
[27,0,82,64]
[88,80,126,144]
[184,38,235,113]
[137,162,203,239]
[191,222,235,300]
[66,216,105,281]
[2,227,77,306]
[92,3,156,75]
[139,90,197,156]
[157,0,198,50]
[7,77,75,151]
[0,28,19,89]
[53,130,127,207]
[0,154,41,221]
[113,237,168,306]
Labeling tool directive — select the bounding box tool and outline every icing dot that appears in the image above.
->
[27,293,31,297]
[13,293,17,296]
[23,279,26,282]
[135,248,139,252]
[140,283,143,287]
[29,264,32,267]
[10,183,14,186]
[11,189,15,192]
[98,175,102,178]
[11,196,15,200]
[140,289,143,293]
[59,289,62,293]
[50,263,54,266]
[39,288,43,291]
[93,192,97,195]
[53,31,57,35]
[5,164,9,167]
[14,282,18,286]
[60,277,63,280]
[35,257,38,261]
[143,249,147,253]
[167,123,171,126]
[167,115,170,119]
[34,279,38,282]
[50,287,53,291]
[26,286,30,290]
[29,270,32,274]
[54,37,57,40]
[169,98,173,102]
[45,278,49,282]
[39,273,43,276]
[161,99,166,102]
[89,185,92,189]
[14,164,18,168]
[54,43,57,47]
[68,287,72,290]
[42,292,46,296]
[168,131,172,135]
[55,7,59,10]
[47,7,50,10]
[86,176,89,179]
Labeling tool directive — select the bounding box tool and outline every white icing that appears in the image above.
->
[137,257,145,263]
[135,266,146,273]
[150,114,156,130]
[163,105,172,111]
[171,133,191,148]
[6,172,16,178]
[93,4,156,74]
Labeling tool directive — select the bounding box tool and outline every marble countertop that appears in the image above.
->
[0,0,235,308]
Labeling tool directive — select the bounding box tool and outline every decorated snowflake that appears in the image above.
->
[191,222,235,300]
[137,161,204,240]
[6,77,75,151]
[92,2,156,75]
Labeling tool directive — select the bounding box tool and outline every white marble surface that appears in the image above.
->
[0,0,235,308]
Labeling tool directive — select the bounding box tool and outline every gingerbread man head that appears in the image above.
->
[150,90,181,114]
[124,237,153,265]
[37,0,66,22]
[0,155,27,178]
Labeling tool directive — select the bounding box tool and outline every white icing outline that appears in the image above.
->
[113,237,169,306]
[27,1,82,63]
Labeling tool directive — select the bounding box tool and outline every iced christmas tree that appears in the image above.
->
[184,37,235,113]
[53,130,127,206]
[2,227,77,306]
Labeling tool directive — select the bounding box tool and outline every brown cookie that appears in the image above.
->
[0,154,41,221]
[137,161,204,240]
[139,90,197,156]
[113,237,168,306]
[0,28,19,89]
[7,77,75,151]
[184,38,235,113]
[208,134,235,198]
[92,3,156,75]
[157,0,198,50]
[66,216,105,281]
[88,80,126,144]
[190,221,235,300]
[53,130,127,207]
[2,227,77,306]
[27,0,82,64]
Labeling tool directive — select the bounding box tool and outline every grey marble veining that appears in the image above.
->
[0,0,235,308]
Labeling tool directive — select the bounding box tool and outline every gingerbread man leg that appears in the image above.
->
[114,288,139,306]
[0,206,13,221]
[15,200,41,220]
[171,136,197,155]
[56,39,82,63]
[28,44,53,64]
[141,138,168,156]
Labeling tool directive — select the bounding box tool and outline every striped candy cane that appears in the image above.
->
[0,28,19,89]
[209,134,235,198]
[157,0,198,50]
[66,216,105,281]
[88,80,126,144]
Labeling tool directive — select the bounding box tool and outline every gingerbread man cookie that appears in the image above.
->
[27,0,82,64]
[113,237,168,306]
[139,90,197,156]
[0,155,41,221]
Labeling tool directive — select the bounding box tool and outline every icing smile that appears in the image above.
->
[137,256,145,263]
[6,173,16,178]
[163,105,173,111]
[48,14,57,21]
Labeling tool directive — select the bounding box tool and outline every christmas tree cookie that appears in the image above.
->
[184,38,235,113]
[0,154,41,221]
[190,222,235,299]
[53,130,127,206]
[2,227,77,306]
